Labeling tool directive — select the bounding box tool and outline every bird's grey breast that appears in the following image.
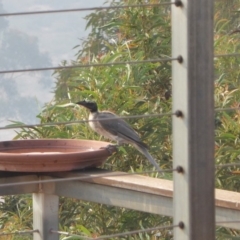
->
[88,111,119,141]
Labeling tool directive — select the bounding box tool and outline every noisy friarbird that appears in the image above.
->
[76,100,161,171]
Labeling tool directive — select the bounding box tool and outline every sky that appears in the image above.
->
[0,0,107,140]
[2,0,107,63]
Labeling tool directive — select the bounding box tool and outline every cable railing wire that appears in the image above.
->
[0,2,175,17]
[214,53,240,58]
[1,105,240,131]
[0,169,176,188]
[51,220,240,240]
[51,223,178,240]
[0,161,239,189]
[216,220,240,224]
[215,162,240,168]
[0,221,239,238]
[0,112,175,130]
[0,230,38,236]
[215,107,240,112]
[0,52,239,74]
[0,57,179,74]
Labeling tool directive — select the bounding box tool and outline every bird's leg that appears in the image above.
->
[117,140,124,146]
[100,140,124,154]
[100,144,118,154]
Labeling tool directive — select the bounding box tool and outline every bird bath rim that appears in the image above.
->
[0,139,116,172]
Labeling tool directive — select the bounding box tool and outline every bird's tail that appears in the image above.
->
[134,144,162,173]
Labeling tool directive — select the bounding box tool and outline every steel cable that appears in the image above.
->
[0,2,175,17]
[0,169,176,188]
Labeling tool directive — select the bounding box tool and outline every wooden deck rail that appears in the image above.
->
[0,169,239,233]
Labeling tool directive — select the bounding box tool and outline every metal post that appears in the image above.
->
[33,180,59,240]
[172,0,215,239]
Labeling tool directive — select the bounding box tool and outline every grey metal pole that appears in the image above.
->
[172,0,215,239]
[33,192,59,240]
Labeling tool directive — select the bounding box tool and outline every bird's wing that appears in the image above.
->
[97,111,148,148]
[97,112,162,171]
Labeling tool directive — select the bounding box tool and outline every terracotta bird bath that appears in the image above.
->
[0,139,116,172]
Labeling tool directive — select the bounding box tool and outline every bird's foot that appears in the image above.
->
[100,144,118,154]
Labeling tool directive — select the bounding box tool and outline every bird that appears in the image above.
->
[76,100,161,171]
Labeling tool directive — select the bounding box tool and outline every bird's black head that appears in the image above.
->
[76,100,98,113]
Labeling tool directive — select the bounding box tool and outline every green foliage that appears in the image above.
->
[214,0,240,193]
[8,1,173,239]
[214,0,240,238]
[59,198,173,239]
[3,0,240,239]
[14,0,173,174]
[0,195,32,239]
